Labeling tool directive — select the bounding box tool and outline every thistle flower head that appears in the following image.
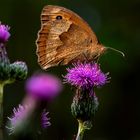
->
[64,63,109,89]
[0,23,10,43]
[41,110,51,129]
[25,73,62,101]
[6,105,29,135]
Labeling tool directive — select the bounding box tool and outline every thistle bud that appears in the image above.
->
[10,61,28,81]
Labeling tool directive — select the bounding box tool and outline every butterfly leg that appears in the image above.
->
[82,52,99,63]
[82,52,90,62]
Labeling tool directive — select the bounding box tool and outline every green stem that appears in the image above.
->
[0,84,4,128]
[76,120,92,140]
[76,120,85,140]
[0,84,4,140]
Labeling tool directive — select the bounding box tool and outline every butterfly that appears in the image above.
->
[36,5,107,69]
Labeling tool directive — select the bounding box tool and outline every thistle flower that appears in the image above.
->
[64,63,109,89]
[6,105,29,135]
[0,23,28,130]
[7,104,51,134]
[0,23,28,83]
[64,62,110,139]
[25,73,62,101]
[41,110,51,129]
[6,73,62,134]
[6,95,37,135]
[0,23,10,43]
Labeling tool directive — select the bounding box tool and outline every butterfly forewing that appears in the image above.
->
[36,5,105,69]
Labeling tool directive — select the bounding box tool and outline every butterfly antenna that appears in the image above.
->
[106,47,125,57]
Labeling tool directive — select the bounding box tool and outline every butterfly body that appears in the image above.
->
[36,5,106,69]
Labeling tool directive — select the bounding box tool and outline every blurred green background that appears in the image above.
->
[0,0,140,139]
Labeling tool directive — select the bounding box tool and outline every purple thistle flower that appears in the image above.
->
[64,63,109,88]
[25,73,62,101]
[41,109,51,129]
[6,104,29,135]
[0,23,10,43]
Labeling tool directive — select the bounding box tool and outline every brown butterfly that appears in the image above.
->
[36,5,107,69]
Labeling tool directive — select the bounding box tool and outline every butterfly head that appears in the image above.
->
[88,43,107,61]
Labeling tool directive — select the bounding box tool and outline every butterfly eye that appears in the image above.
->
[56,15,63,20]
